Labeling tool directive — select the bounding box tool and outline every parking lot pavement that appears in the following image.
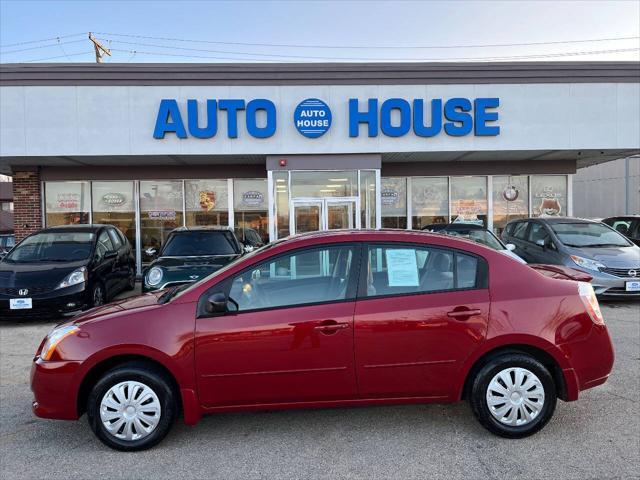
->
[0,301,638,480]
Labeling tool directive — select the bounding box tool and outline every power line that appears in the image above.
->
[101,38,640,62]
[107,46,640,63]
[0,39,86,55]
[25,51,94,63]
[94,31,640,50]
[0,33,85,48]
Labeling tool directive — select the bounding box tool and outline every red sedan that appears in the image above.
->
[30,230,614,451]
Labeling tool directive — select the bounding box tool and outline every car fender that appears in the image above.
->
[452,333,574,401]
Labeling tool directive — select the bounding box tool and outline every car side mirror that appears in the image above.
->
[243,245,255,253]
[206,292,228,314]
[535,239,550,249]
[506,243,516,251]
[145,247,157,257]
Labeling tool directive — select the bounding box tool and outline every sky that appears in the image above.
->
[0,0,639,64]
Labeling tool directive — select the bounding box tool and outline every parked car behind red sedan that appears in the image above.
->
[30,230,614,451]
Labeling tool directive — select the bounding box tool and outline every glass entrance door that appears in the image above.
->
[291,198,360,235]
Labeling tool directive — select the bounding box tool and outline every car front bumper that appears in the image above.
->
[0,284,88,319]
[588,271,640,297]
[30,357,81,420]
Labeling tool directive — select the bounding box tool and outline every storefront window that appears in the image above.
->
[140,180,183,263]
[381,177,407,229]
[492,176,529,235]
[44,181,90,226]
[360,170,377,229]
[185,179,228,227]
[290,171,358,198]
[531,175,567,217]
[91,181,136,255]
[234,179,269,243]
[411,177,449,229]
[274,171,289,239]
[450,177,488,227]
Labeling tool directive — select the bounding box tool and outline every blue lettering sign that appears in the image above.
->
[380,98,411,137]
[294,98,332,138]
[218,99,246,138]
[349,98,378,137]
[443,98,473,136]
[187,99,217,139]
[246,99,277,138]
[154,99,187,139]
[474,98,500,136]
[413,99,442,137]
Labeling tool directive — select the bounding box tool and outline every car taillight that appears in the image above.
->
[578,281,604,325]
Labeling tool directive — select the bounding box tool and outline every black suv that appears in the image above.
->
[0,225,136,318]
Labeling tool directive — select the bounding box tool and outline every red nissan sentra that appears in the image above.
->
[30,230,614,451]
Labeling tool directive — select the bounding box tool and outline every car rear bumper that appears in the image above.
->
[558,323,615,401]
[30,357,81,420]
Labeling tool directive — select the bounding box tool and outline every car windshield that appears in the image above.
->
[551,223,631,247]
[161,231,240,256]
[443,229,504,250]
[4,232,94,263]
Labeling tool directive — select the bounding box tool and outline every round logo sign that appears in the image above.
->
[242,191,264,207]
[381,189,399,206]
[502,185,519,202]
[293,98,332,138]
[102,192,126,206]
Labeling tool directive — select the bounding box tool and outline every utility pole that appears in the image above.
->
[88,33,111,63]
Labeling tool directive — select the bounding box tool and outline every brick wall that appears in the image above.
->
[13,169,42,241]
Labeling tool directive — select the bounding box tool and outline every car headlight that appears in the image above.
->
[40,325,79,361]
[570,255,605,272]
[56,267,88,289]
[146,266,163,286]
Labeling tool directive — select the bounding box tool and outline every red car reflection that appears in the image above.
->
[30,230,614,451]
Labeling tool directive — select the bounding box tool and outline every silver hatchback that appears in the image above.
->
[502,217,640,298]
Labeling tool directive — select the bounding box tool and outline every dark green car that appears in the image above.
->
[143,227,243,292]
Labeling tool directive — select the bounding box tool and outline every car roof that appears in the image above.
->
[170,226,233,233]
[603,215,640,220]
[429,223,488,231]
[508,217,601,225]
[276,228,493,252]
[39,224,108,233]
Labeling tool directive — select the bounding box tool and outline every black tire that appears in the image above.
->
[91,282,106,308]
[125,267,136,291]
[469,353,557,438]
[86,362,177,451]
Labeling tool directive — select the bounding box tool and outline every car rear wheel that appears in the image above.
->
[470,353,556,438]
[86,362,177,451]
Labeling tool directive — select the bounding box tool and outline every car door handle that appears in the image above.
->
[314,321,350,334]
[447,308,482,320]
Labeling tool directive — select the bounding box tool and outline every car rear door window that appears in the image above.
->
[95,230,114,260]
[364,245,484,298]
[527,223,550,244]
[107,228,123,249]
[228,245,357,312]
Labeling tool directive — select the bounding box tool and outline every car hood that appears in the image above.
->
[0,259,87,288]
[70,291,165,326]
[564,245,640,268]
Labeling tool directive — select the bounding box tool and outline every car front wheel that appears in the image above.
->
[86,362,177,451]
[470,353,557,438]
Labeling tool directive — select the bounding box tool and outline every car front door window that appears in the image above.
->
[228,245,356,311]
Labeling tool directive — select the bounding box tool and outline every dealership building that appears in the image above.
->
[0,61,639,275]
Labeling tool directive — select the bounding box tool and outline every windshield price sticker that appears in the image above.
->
[385,249,419,287]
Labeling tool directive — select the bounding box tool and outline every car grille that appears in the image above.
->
[0,285,57,295]
[601,287,640,296]
[599,267,640,278]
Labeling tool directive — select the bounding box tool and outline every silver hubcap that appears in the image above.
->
[99,381,161,441]
[486,367,545,427]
